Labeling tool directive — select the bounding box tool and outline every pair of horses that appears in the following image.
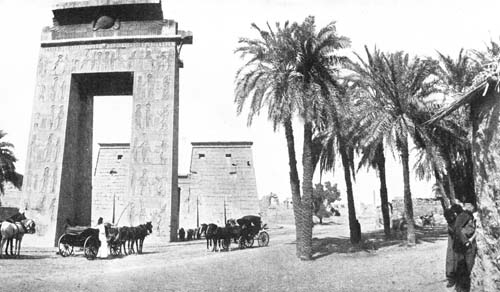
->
[0,212,36,258]
[108,222,152,255]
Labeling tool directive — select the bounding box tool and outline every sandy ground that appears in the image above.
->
[0,218,452,292]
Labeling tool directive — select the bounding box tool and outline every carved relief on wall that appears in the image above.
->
[146,74,154,99]
[162,76,170,100]
[135,104,143,129]
[38,85,46,102]
[145,103,152,129]
[143,49,154,71]
[49,105,56,129]
[41,167,50,193]
[157,51,169,71]
[50,77,58,101]
[136,168,149,196]
[154,176,164,196]
[54,105,64,130]
[127,50,137,70]
[140,140,150,163]
[53,138,61,162]
[44,134,54,162]
[51,166,58,193]
[52,54,66,75]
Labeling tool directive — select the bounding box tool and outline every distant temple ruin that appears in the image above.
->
[92,142,260,230]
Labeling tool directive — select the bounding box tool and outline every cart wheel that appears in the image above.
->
[110,244,121,256]
[258,231,270,247]
[84,236,98,260]
[244,236,254,248]
[58,234,73,257]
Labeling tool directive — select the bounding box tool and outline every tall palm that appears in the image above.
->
[235,21,303,256]
[235,16,350,259]
[350,46,439,245]
[0,131,22,196]
[315,82,361,243]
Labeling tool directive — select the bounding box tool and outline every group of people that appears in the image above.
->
[444,202,477,290]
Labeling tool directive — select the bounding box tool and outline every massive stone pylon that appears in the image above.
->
[22,0,192,245]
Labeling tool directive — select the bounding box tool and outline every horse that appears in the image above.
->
[0,212,27,255]
[186,229,195,241]
[205,223,218,251]
[0,219,36,258]
[129,222,152,254]
[212,226,232,252]
[178,227,185,241]
[198,224,208,239]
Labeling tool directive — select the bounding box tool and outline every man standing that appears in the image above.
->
[95,217,109,259]
[453,203,477,291]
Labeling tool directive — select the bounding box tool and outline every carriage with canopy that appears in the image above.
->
[235,215,269,248]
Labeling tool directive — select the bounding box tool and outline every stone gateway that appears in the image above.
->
[22,0,192,245]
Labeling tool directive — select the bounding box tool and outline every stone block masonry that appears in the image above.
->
[179,142,260,229]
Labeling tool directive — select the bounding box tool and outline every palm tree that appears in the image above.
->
[314,82,361,243]
[235,16,350,259]
[0,131,22,196]
[350,46,439,245]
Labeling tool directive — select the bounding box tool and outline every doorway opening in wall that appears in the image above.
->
[93,95,133,224]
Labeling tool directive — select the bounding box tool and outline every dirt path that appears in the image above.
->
[0,223,451,292]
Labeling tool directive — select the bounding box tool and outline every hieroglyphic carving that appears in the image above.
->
[162,76,170,101]
[59,80,66,101]
[41,167,50,193]
[50,77,58,101]
[146,74,154,99]
[51,166,58,193]
[137,169,149,196]
[132,138,139,163]
[145,103,152,129]
[159,140,167,164]
[157,51,169,71]
[53,54,66,75]
[80,50,91,70]
[38,85,46,102]
[135,104,143,129]
[136,75,145,100]
[127,50,137,70]
[49,105,56,129]
[44,134,54,161]
[140,141,150,163]
[159,105,169,130]
[33,113,41,129]
[54,105,64,130]
[154,176,164,196]
[53,138,61,162]
[143,49,154,71]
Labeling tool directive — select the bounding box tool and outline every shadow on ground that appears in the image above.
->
[309,226,448,260]
[0,254,53,260]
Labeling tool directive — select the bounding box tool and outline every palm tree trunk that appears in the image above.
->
[339,135,361,244]
[375,142,391,238]
[400,138,416,245]
[300,122,314,260]
[283,118,303,258]
[443,152,457,204]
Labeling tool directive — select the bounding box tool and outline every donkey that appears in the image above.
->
[0,219,36,258]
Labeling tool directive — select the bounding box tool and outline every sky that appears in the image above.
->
[1,0,499,205]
